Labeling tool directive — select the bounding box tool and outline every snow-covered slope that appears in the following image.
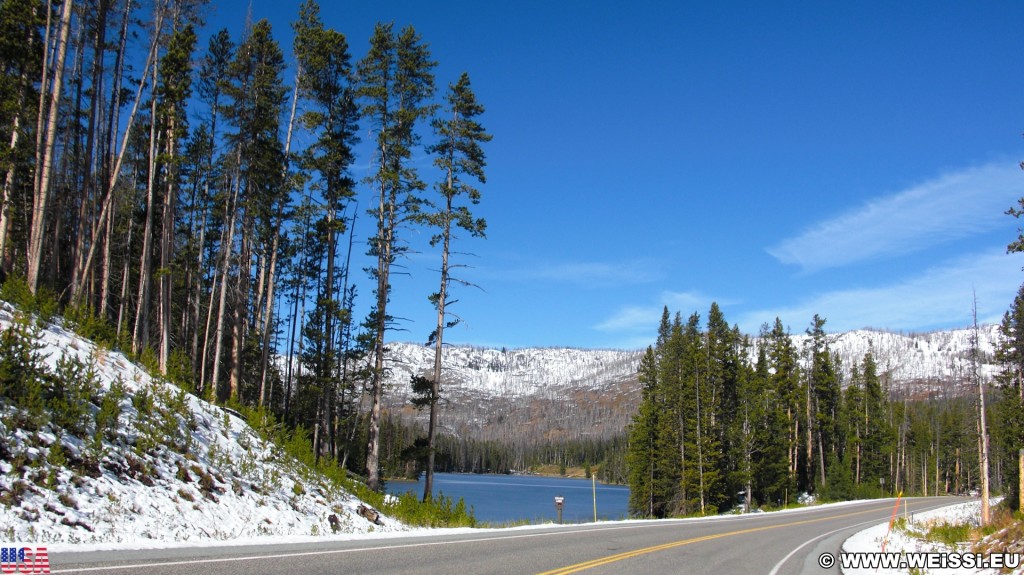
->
[386,344,641,399]
[793,326,1001,388]
[0,304,402,546]
[383,345,642,444]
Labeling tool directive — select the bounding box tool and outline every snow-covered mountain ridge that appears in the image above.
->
[0,304,402,546]
[385,344,641,399]
[791,324,1001,387]
[386,325,1002,398]
[381,325,1004,442]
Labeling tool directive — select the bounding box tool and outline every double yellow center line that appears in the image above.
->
[535,505,889,575]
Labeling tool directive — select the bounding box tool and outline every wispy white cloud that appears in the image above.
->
[511,258,664,287]
[738,249,1023,334]
[767,162,1022,272]
[594,305,658,333]
[594,290,730,337]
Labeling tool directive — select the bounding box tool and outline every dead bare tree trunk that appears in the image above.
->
[132,51,161,355]
[972,296,990,525]
[75,0,160,307]
[158,112,176,373]
[258,78,298,408]
[209,163,240,402]
[28,0,75,294]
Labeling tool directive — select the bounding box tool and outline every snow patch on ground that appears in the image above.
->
[0,303,406,546]
[842,499,1021,575]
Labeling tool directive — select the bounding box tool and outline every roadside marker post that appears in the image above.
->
[880,491,904,554]
[555,496,564,524]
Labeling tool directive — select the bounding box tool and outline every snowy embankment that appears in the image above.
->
[843,499,1022,575]
[0,303,403,547]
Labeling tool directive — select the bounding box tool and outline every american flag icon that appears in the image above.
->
[0,547,50,574]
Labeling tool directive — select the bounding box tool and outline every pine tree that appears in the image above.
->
[767,318,801,501]
[753,331,793,506]
[27,0,74,294]
[215,19,287,403]
[417,72,490,501]
[804,314,842,490]
[995,283,1024,510]
[292,0,359,462]
[859,352,892,492]
[730,334,760,511]
[194,28,234,399]
[658,312,687,516]
[155,23,198,373]
[357,22,436,490]
[701,303,736,512]
[0,0,44,273]
[627,346,659,516]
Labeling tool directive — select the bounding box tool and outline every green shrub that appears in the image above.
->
[0,277,54,321]
[63,304,117,349]
[132,386,154,417]
[926,521,972,548]
[47,440,67,467]
[382,491,476,528]
[50,354,100,436]
[46,441,66,489]
[137,347,159,376]
[152,384,193,454]
[0,277,35,311]
[94,376,125,446]
[165,348,196,393]
[0,313,49,410]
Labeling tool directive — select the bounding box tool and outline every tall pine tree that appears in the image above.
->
[996,282,1024,510]
[417,72,490,501]
[357,22,436,490]
[292,0,360,463]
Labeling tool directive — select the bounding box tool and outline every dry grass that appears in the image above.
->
[972,506,1024,558]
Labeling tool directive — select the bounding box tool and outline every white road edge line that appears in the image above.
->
[48,520,746,574]
[49,500,910,574]
[767,519,880,575]
[767,501,961,575]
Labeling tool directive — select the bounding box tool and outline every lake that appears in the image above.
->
[386,473,631,525]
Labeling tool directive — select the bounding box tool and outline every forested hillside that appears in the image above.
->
[0,0,490,497]
[625,304,1024,518]
[376,324,1004,484]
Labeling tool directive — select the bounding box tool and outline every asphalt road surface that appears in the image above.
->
[48,497,964,575]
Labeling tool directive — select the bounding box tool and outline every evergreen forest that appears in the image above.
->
[625,301,1024,517]
[0,0,491,497]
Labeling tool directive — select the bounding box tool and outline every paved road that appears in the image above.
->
[48,497,963,575]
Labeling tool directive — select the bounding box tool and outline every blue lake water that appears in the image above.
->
[386,473,631,525]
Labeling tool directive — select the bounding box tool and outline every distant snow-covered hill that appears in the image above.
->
[383,345,642,444]
[382,325,1003,442]
[789,325,1001,397]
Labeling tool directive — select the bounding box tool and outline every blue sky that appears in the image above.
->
[206,1,1024,350]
